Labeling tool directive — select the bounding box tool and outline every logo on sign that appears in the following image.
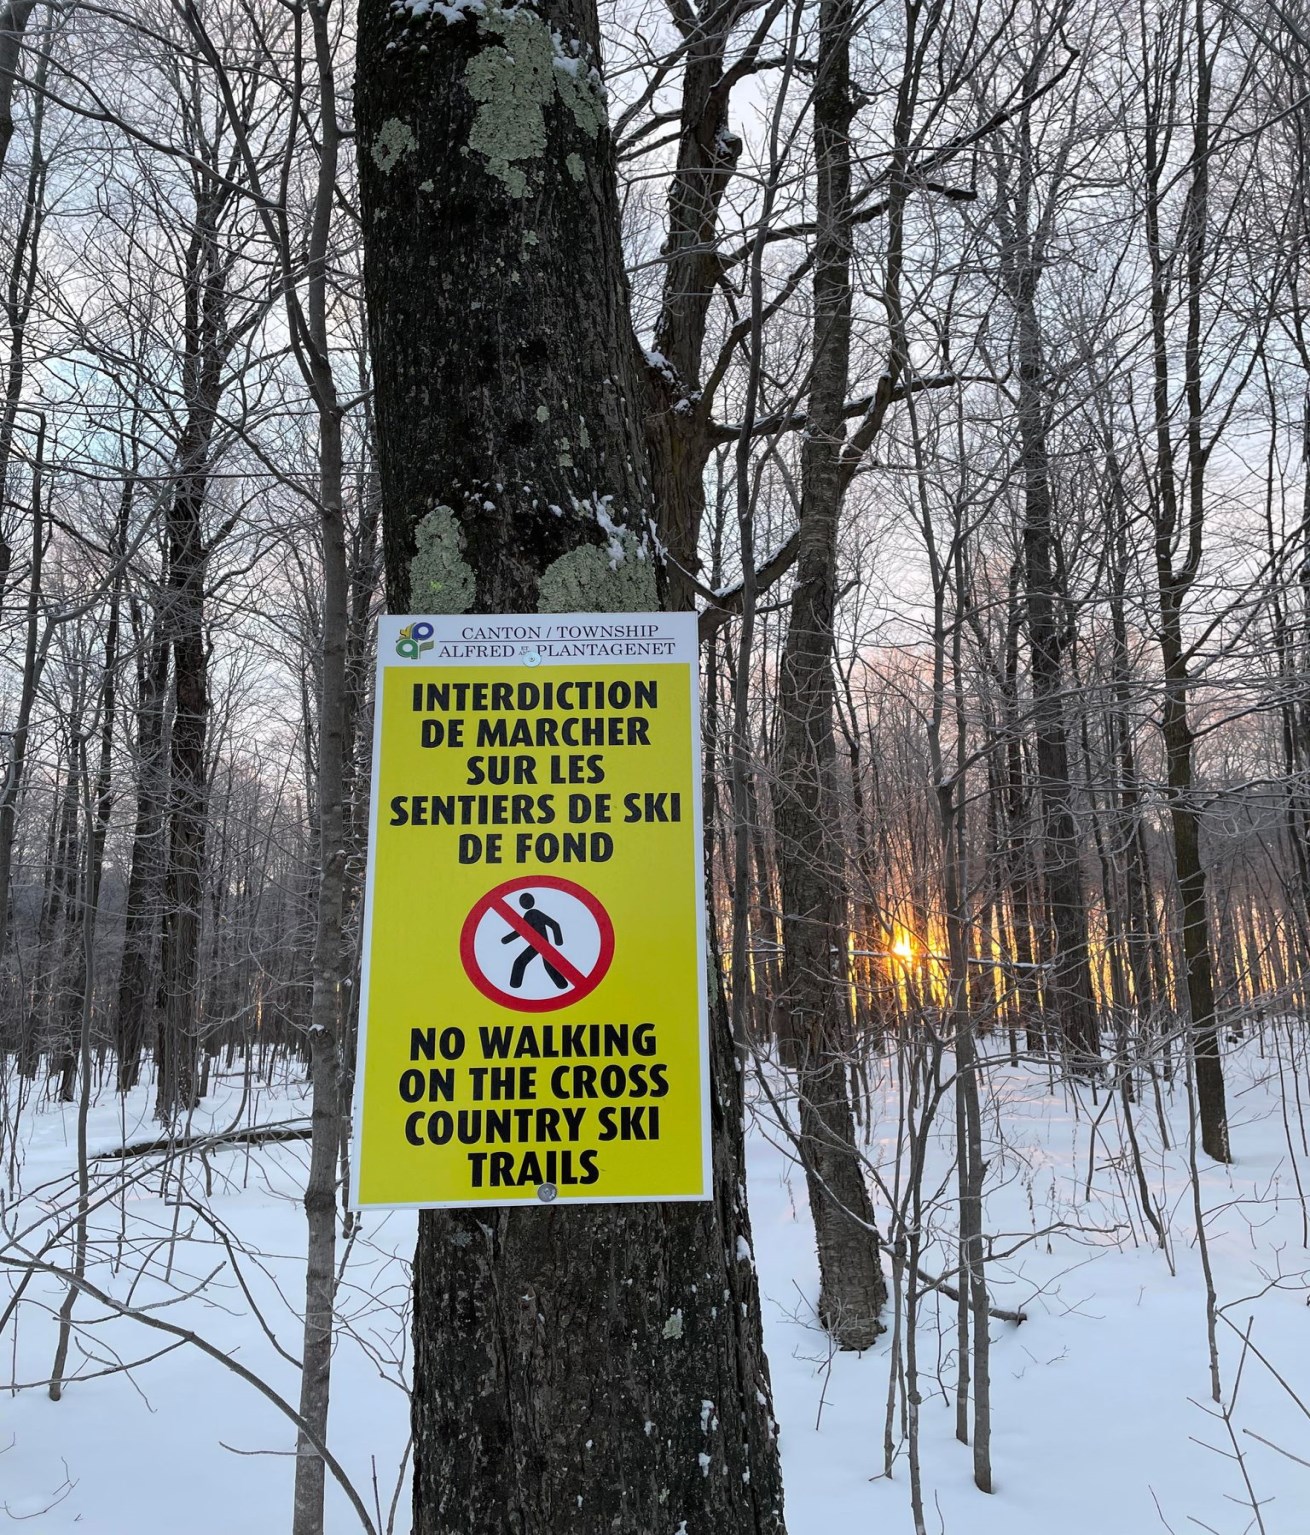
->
[460,875,615,1013]
[396,621,434,659]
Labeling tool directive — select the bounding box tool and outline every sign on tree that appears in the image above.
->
[351,611,710,1207]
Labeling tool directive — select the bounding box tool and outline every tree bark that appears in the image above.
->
[115,614,169,1092]
[0,0,36,182]
[772,0,885,1352]
[0,27,47,976]
[990,104,1099,1063]
[642,0,750,605]
[356,1,786,1529]
[0,409,44,974]
[1142,0,1229,1160]
[1000,564,1044,1051]
[157,189,229,1121]
[286,3,350,1527]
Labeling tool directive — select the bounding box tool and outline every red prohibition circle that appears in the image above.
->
[459,874,615,1013]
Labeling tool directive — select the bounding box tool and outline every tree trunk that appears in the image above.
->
[1000,567,1043,1051]
[1013,298,1098,1063]
[356,1,786,1529]
[157,495,209,1118]
[52,715,86,1103]
[772,0,884,1352]
[0,0,37,183]
[1142,0,1228,1161]
[0,409,44,973]
[157,193,228,1121]
[0,30,48,977]
[115,612,169,1092]
[642,0,745,605]
[289,4,350,1527]
[992,111,1099,1063]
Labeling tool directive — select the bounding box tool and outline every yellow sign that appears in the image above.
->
[350,613,710,1208]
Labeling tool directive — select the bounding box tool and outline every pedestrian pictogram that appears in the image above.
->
[460,875,614,1012]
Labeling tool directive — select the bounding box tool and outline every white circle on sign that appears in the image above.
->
[463,879,612,1010]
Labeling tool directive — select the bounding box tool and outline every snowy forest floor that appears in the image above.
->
[2,1031,1308,1534]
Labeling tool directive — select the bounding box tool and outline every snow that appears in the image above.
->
[0,1068,415,1533]
[643,348,679,388]
[388,0,484,25]
[749,1037,1310,1534]
[1,1035,1307,1532]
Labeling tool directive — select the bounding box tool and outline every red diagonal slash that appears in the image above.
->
[491,897,590,991]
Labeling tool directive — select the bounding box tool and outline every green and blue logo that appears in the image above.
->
[396,621,435,660]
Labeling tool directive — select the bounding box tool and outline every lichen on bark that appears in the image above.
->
[538,527,656,613]
[409,505,475,612]
[462,1,607,198]
[552,42,606,140]
[371,116,416,172]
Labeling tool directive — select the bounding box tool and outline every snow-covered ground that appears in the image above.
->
[2,1034,1307,1533]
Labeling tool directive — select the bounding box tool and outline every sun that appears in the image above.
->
[891,933,913,961]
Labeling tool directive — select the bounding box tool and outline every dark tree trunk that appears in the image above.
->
[1000,566,1044,1051]
[0,31,48,982]
[1104,446,1164,1037]
[0,1,37,184]
[157,194,228,1121]
[286,6,351,1524]
[0,409,44,975]
[59,540,124,1104]
[991,115,1099,1063]
[52,720,85,1104]
[1013,302,1098,1063]
[1142,5,1228,1161]
[115,614,169,1093]
[0,15,44,588]
[157,492,210,1119]
[642,0,746,605]
[356,1,786,1530]
[837,675,881,1039]
[772,0,884,1352]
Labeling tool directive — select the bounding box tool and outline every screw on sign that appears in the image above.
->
[460,875,615,1013]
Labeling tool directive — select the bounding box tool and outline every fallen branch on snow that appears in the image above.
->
[91,1119,311,1163]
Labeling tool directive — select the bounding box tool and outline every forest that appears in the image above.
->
[0,0,1308,1529]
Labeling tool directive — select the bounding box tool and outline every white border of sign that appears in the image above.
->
[349,611,711,1210]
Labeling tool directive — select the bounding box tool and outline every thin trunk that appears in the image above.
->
[0,412,44,968]
[50,544,122,1393]
[774,0,884,1351]
[1143,0,1228,1160]
[643,0,752,604]
[291,2,349,1527]
[115,616,169,1091]
[1000,567,1042,1051]
[0,33,48,969]
[993,101,1098,1063]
